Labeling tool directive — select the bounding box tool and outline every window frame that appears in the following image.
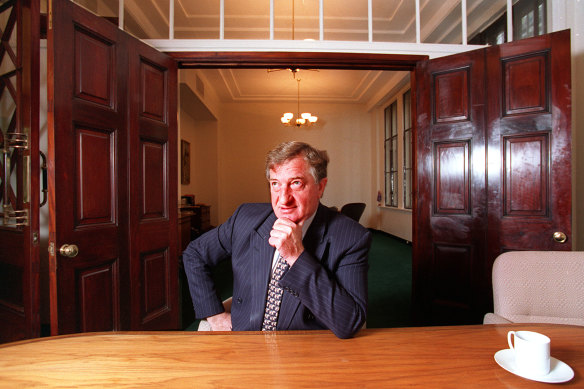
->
[514,0,546,40]
[403,89,412,210]
[384,101,398,207]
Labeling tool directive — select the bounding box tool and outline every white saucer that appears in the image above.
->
[494,349,574,383]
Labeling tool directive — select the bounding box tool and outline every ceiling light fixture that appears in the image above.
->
[281,77,318,127]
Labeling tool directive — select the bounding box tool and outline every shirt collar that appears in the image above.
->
[301,210,317,238]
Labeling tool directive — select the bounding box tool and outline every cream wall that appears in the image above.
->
[178,98,219,226]
[179,71,222,226]
[215,101,374,226]
[563,2,584,250]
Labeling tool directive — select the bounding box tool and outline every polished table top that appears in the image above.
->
[0,324,582,387]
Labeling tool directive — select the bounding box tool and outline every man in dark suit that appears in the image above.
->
[183,141,371,339]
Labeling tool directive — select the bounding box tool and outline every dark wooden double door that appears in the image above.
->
[0,0,572,342]
[414,30,572,325]
[47,0,178,334]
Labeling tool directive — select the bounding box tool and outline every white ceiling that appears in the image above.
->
[78,0,508,104]
[195,68,407,105]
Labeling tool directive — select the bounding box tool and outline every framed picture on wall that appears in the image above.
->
[181,140,190,185]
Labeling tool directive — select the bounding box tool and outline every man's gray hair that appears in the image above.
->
[265,141,329,183]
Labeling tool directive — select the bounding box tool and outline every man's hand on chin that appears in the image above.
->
[269,217,304,266]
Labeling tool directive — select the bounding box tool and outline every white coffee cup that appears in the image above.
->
[507,330,551,376]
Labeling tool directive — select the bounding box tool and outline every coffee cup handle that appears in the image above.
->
[507,331,515,350]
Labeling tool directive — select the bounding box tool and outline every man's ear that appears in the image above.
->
[318,178,328,198]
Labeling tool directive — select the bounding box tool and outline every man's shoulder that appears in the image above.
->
[231,203,274,225]
[236,202,273,216]
[317,205,371,239]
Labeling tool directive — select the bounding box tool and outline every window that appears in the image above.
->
[403,90,412,209]
[382,86,411,210]
[468,0,546,45]
[514,0,546,40]
[469,16,506,45]
[384,101,398,207]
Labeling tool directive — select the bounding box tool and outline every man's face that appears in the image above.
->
[269,156,327,224]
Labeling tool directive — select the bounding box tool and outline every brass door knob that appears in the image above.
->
[552,232,567,244]
[59,244,79,258]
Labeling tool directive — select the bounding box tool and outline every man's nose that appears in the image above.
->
[280,185,293,201]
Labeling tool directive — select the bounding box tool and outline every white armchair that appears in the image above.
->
[483,251,584,326]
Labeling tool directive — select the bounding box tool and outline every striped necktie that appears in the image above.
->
[261,255,289,331]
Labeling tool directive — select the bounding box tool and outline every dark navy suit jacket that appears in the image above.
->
[183,203,371,339]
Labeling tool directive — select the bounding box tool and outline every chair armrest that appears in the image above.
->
[483,313,513,324]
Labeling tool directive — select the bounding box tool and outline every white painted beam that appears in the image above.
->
[462,0,467,45]
[415,0,420,43]
[169,0,174,39]
[147,39,484,59]
[119,0,124,29]
[270,0,274,40]
[319,0,324,40]
[507,0,513,41]
[220,0,225,40]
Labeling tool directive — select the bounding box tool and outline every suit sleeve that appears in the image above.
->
[278,226,371,339]
[182,207,239,319]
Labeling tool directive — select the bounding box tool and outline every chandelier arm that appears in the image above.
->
[297,79,300,121]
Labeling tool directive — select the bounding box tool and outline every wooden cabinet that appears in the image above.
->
[178,213,192,254]
[180,204,211,240]
[191,204,210,235]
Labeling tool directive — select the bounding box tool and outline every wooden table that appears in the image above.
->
[0,324,582,387]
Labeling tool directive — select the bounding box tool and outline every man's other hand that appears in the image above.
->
[206,311,232,331]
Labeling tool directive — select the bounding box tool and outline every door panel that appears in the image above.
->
[48,0,178,335]
[78,261,118,332]
[414,30,572,326]
[435,141,469,213]
[141,141,166,219]
[48,0,125,335]
[504,135,549,216]
[74,27,116,108]
[129,43,178,330]
[76,128,116,225]
[414,48,487,325]
[0,0,40,343]
[486,31,571,257]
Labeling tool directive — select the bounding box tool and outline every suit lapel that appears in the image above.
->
[250,213,277,330]
[303,204,330,261]
[277,204,330,330]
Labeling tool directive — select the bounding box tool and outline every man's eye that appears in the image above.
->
[292,180,302,187]
[270,181,280,188]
